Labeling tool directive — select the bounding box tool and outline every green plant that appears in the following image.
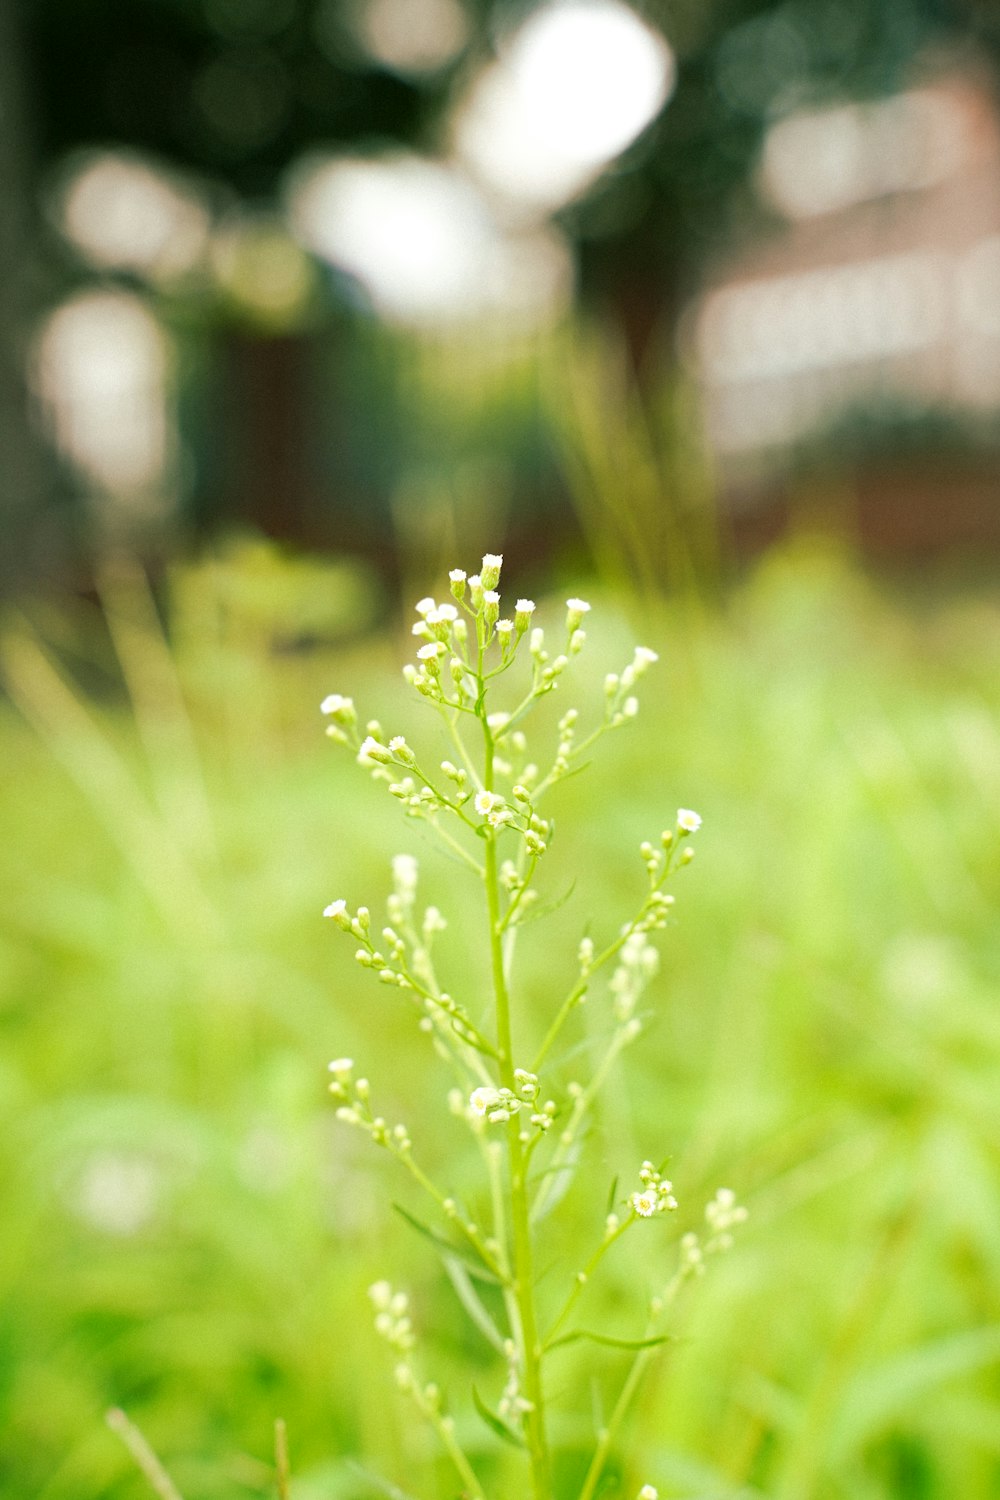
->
[320,554,745,1500]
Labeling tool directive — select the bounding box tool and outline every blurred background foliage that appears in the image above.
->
[3,0,1000,1495]
[4,0,1000,591]
[4,545,1000,1499]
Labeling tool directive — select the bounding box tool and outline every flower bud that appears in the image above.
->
[565,597,591,633]
[480,553,503,589]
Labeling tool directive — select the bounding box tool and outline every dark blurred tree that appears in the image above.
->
[7,0,993,577]
[23,0,983,315]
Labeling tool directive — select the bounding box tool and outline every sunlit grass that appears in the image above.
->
[2,539,1000,1498]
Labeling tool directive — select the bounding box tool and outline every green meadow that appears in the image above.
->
[3,540,1000,1499]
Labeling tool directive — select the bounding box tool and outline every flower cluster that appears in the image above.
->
[609,932,660,1023]
[369,1281,416,1353]
[629,1161,679,1219]
[328,1058,412,1154]
[315,553,739,1500]
[674,1188,749,1279]
[705,1186,749,1251]
[468,1070,555,1136]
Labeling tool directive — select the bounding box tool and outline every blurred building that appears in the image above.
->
[689,66,1000,559]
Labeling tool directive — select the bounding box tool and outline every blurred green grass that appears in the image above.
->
[2,540,1000,1499]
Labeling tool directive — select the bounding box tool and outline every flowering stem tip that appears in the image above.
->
[316,553,736,1500]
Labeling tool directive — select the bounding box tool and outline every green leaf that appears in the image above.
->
[472,1386,526,1449]
[511,877,578,929]
[345,1460,425,1500]
[531,1135,584,1223]
[449,1015,498,1058]
[605,1175,620,1217]
[392,1204,500,1284]
[832,1326,1000,1460]
[547,1329,672,1353]
[443,1257,506,1352]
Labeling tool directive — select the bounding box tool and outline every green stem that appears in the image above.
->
[408,1382,487,1500]
[396,1146,508,1283]
[543,1219,630,1350]
[427,816,484,877]
[577,1269,688,1500]
[532,1022,636,1224]
[482,725,551,1500]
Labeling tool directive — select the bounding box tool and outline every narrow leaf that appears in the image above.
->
[531,1136,584,1223]
[512,878,578,928]
[450,1016,498,1057]
[547,1329,672,1353]
[345,1459,425,1500]
[443,1257,506,1352]
[392,1203,500,1284]
[471,1386,527,1449]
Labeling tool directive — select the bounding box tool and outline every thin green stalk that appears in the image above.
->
[408,1383,487,1500]
[532,1023,636,1224]
[543,1218,630,1350]
[274,1419,290,1500]
[577,1270,688,1500]
[444,709,482,788]
[482,723,552,1500]
[106,1409,184,1500]
[427,816,484,877]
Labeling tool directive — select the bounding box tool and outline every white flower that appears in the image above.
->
[392,853,418,894]
[623,696,639,717]
[634,646,658,668]
[414,597,435,616]
[480,553,503,588]
[416,642,446,660]
[324,899,348,921]
[328,1057,354,1074]
[449,568,466,583]
[705,1187,747,1234]
[677,808,702,833]
[630,1189,659,1218]
[470,1086,502,1116]
[474,790,504,817]
[657,1179,678,1210]
[515,598,535,615]
[427,603,458,625]
[639,1486,659,1500]
[483,590,500,606]
[358,735,392,764]
[566,597,592,631]
[320,693,355,718]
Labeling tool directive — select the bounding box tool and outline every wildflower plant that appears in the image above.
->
[321,555,745,1500]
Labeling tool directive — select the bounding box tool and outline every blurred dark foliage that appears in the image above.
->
[2,0,997,598]
[24,0,989,322]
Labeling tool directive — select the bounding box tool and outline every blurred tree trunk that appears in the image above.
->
[0,0,58,597]
[218,332,313,542]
